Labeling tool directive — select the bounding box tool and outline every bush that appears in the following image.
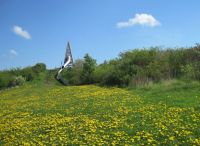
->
[81,54,96,84]
[11,76,26,86]
[0,63,47,89]
[102,71,123,86]
[0,73,12,89]
[32,63,46,74]
[21,67,35,81]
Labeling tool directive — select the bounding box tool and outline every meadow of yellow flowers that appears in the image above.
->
[0,84,199,145]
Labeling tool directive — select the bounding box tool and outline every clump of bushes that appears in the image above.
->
[10,76,26,87]
[63,44,200,87]
[1,44,200,89]
[0,63,46,89]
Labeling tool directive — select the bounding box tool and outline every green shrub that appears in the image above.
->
[32,63,46,74]
[21,67,36,81]
[81,54,96,84]
[11,76,26,86]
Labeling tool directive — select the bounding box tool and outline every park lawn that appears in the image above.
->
[0,82,200,145]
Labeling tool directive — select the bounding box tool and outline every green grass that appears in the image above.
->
[0,80,200,145]
[131,80,200,108]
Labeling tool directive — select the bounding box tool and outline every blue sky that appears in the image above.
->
[1,0,200,70]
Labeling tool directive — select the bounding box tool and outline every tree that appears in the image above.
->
[81,54,96,84]
[32,63,46,74]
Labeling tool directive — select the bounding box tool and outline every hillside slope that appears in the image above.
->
[0,84,200,145]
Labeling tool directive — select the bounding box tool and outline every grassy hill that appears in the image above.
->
[0,81,200,145]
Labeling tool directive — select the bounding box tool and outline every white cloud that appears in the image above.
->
[9,49,18,56]
[13,25,31,39]
[117,13,161,28]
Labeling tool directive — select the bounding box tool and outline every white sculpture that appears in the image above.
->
[56,42,73,82]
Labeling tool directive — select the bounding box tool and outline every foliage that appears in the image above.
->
[10,76,26,87]
[1,44,200,88]
[0,72,14,89]
[80,54,97,84]
[21,67,36,81]
[94,45,200,87]
[60,59,84,85]
[47,45,200,87]
[32,63,46,75]
[0,63,47,89]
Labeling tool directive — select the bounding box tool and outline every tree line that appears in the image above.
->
[0,63,46,89]
[64,44,200,86]
[1,44,200,89]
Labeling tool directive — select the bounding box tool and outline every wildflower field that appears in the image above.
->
[0,84,200,145]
